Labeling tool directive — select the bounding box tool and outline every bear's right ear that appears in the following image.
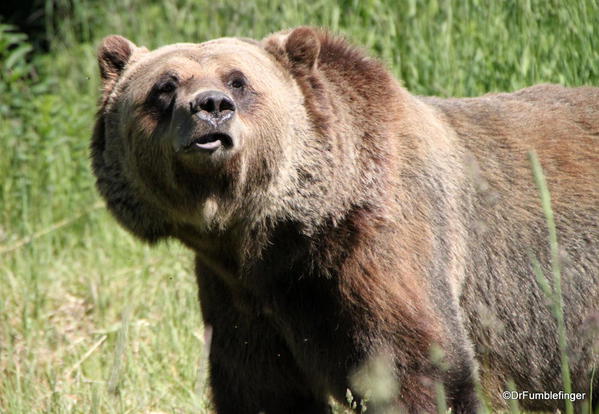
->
[284,27,320,73]
[97,35,137,97]
[264,27,321,75]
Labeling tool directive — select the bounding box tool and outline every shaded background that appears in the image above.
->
[1,1,598,412]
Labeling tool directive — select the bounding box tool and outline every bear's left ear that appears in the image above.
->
[98,35,137,82]
[97,35,144,100]
[264,27,321,75]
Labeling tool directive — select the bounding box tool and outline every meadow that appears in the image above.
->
[1,0,598,412]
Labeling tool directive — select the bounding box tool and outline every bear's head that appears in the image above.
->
[91,27,398,246]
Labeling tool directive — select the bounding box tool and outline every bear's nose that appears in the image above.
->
[189,90,235,127]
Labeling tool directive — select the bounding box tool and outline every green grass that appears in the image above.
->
[529,151,573,414]
[1,1,598,412]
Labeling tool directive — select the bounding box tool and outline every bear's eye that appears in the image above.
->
[229,78,245,89]
[158,80,177,94]
[145,74,180,119]
[223,70,256,109]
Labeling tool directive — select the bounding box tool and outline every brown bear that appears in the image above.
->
[91,27,599,413]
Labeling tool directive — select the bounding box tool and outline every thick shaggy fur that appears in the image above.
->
[91,27,599,413]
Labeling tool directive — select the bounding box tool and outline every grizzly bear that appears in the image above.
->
[91,27,599,413]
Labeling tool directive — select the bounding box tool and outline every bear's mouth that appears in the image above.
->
[183,132,233,153]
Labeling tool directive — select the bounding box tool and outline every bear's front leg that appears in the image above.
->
[208,321,331,414]
[196,262,330,414]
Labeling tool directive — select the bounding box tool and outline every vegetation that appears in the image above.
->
[1,1,597,412]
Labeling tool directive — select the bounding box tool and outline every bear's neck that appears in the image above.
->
[174,202,385,290]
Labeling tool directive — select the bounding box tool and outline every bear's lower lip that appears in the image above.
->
[183,133,233,153]
[195,140,222,150]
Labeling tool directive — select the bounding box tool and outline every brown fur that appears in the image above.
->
[91,27,599,413]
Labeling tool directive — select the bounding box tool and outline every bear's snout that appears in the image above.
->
[190,90,236,128]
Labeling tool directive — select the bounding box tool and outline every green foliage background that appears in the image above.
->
[0,1,597,412]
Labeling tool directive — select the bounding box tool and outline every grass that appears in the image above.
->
[529,151,573,414]
[1,0,598,412]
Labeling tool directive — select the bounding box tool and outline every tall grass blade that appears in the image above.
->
[529,150,573,414]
